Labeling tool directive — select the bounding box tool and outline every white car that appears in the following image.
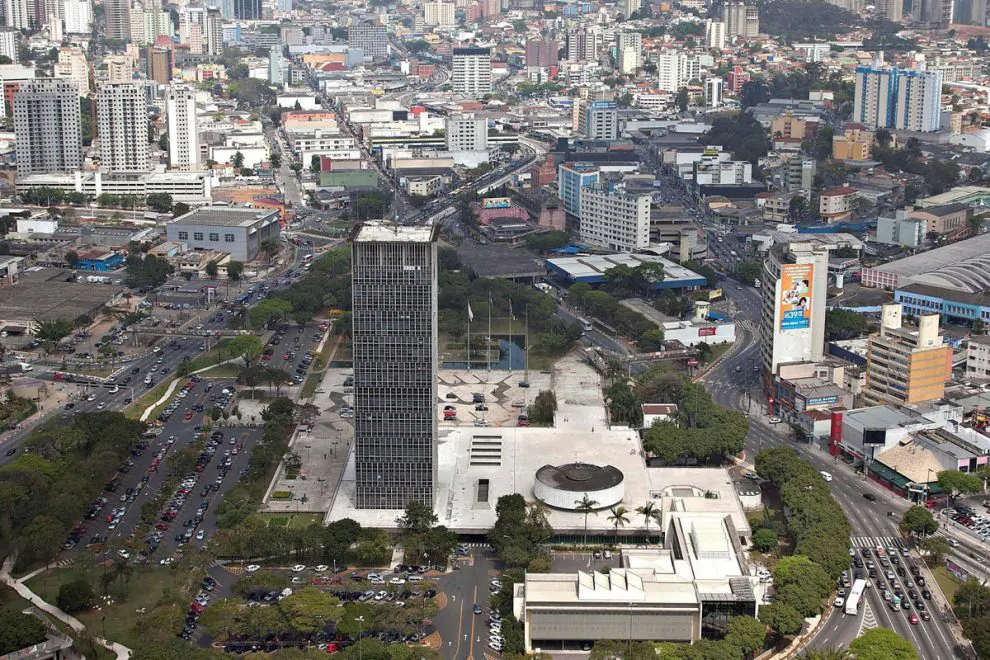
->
[390,577,406,585]
[314,565,329,573]
[291,564,306,573]
[245,564,261,573]
[819,471,833,482]
[834,597,845,608]
[948,538,960,547]
[118,549,130,559]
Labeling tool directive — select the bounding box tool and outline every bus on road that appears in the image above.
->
[845,579,867,615]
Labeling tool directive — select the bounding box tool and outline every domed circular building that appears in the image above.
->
[533,462,625,510]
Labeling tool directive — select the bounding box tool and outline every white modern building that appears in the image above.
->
[0,28,16,62]
[166,85,199,171]
[445,114,488,152]
[451,47,492,97]
[759,238,833,378]
[705,77,724,108]
[13,79,82,175]
[705,19,726,50]
[97,81,150,173]
[578,184,651,252]
[853,64,943,133]
[4,0,27,30]
[580,100,618,141]
[16,170,212,202]
[61,0,92,34]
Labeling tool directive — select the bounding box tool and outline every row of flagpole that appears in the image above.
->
[465,293,527,381]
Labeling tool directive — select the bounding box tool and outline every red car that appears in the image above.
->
[184,410,194,421]
[155,522,169,530]
[261,354,272,361]
[909,613,920,625]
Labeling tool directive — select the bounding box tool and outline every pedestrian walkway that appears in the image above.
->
[849,535,905,549]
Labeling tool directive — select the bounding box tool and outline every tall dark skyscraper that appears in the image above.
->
[233,0,261,20]
[350,223,439,510]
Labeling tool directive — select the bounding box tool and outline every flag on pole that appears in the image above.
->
[509,299,515,320]
[468,302,474,323]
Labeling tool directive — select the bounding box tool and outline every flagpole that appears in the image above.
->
[508,298,513,374]
[467,316,470,371]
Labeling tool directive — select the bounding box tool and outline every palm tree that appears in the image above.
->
[636,501,661,544]
[607,506,630,545]
[574,494,599,547]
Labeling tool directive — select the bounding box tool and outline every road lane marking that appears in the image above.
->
[452,597,465,660]
[467,585,477,660]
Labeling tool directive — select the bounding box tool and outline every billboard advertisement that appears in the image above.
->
[779,263,813,331]
[863,428,887,445]
[946,558,969,583]
[806,395,839,407]
[698,326,717,337]
[482,197,512,209]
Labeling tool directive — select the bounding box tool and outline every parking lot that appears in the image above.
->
[66,376,265,565]
[436,369,551,429]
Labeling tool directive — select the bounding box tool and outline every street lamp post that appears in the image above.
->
[355,616,364,660]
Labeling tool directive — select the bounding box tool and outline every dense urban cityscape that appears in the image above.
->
[3,0,990,658]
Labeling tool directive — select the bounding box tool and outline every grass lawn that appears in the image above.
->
[1,583,115,660]
[25,566,179,650]
[197,364,242,378]
[300,372,321,399]
[123,379,174,420]
[931,565,962,603]
[707,342,734,363]
[183,339,235,373]
[255,512,321,529]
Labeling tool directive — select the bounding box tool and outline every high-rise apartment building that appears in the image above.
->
[566,26,603,61]
[705,19,726,49]
[876,0,903,21]
[54,45,90,95]
[233,0,260,19]
[5,0,28,29]
[525,38,558,67]
[724,2,759,36]
[580,100,618,140]
[558,162,599,217]
[350,223,439,510]
[445,114,488,151]
[759,239,831,378]
[106,54,134,82]
[13,79,82,175]
[853,64,943,133]
[147,46,172,84]
[615,31,642,72]
[451,47,491,96]
[62,0,92,34]
[424,0,455,26]
[863,303,952,406]
[0,28,17,62]
[105,0,130,39]
[97,82,150,173]
[656,51,685,92]
[166,84,199,171]
[578,184,650,252]
[623,0,641,15]
[348,24,388,60]
[204,8,223,55]
[705,76,724,107]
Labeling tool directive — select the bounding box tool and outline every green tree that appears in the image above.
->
[146,193,173,213]
[752,528,778,553]
[310,154,321,173]
[277,587,341,633]
[676,86,689,112]
[232,151,245,169]
[937,469,983,500]
[900,505,938,537]
[260,237,281,265]
[529,390,557,425]
[848,628,917,660]
[0,606,47,655]
[205,261,219,279]
[724,615,767,657]
[64,249,78,267]
[772,555,833,617]
[57,578,96,613]
[606,505,630,544]
[270,151,282,169]
[635,501,660,544]
[226,335,263,369]
[759,602,805,637]
[227,261,244,281]
[920,535,951,565]
[574,494,599,546]
[825,309,867,341]
[735,260,762,286]
[34,318,74,351]
[172,202,190,218]
[396,500,438,534]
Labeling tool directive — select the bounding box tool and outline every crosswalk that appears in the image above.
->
[858,601,879,636]
[55,558,75,568]
[849,536,905,550]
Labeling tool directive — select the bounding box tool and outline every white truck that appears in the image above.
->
[845,579,867,615]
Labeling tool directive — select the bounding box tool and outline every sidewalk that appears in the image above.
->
[0,554,132,659]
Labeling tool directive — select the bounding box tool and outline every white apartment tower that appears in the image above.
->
[623,0,641,16]
[724,2,759,37]
[5,0,27,30]
[615,31,642,72]
[97,82,150,172]
[62,0,93,34]
[451,47,491,96]
[166,85,199,171]
[705,77,724,107]
[445,114,488,151]
[0,28,17,62]
[657,52,683,92]
[705,19,726,49]
[13,79,82,175]
[54,46,90,95]
[853,64,943,133]
[424,0,455,26]
[205,8,223,55]
[578,184,651,252]
[105,0,131,39]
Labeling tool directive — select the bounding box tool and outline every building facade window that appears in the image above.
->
[224,233,235,242]
[193,232,204,240]
[209,233,220,242]
[178,231,188,240]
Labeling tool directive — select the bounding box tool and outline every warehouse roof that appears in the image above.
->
[870,233,990,292]
[171,207,278,227]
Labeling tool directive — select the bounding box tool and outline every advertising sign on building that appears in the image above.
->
[482,197,512,209]
[806,395,839,407]
[779,263,813,331]
[698,326,717,337]
[946,558,969,583]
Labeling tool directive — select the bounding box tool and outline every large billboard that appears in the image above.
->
[779,263,813,331]
[482,197,512,209]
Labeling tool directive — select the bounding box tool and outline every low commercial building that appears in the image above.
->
[966,335,990,380]
[620,298,736,347]
[166,206,280,262]
[16,171,212,203]
[864,232,990,291]
[546,253,707,291]
[819,186,858,223]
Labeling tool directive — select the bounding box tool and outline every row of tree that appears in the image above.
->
[756,447,852,581]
